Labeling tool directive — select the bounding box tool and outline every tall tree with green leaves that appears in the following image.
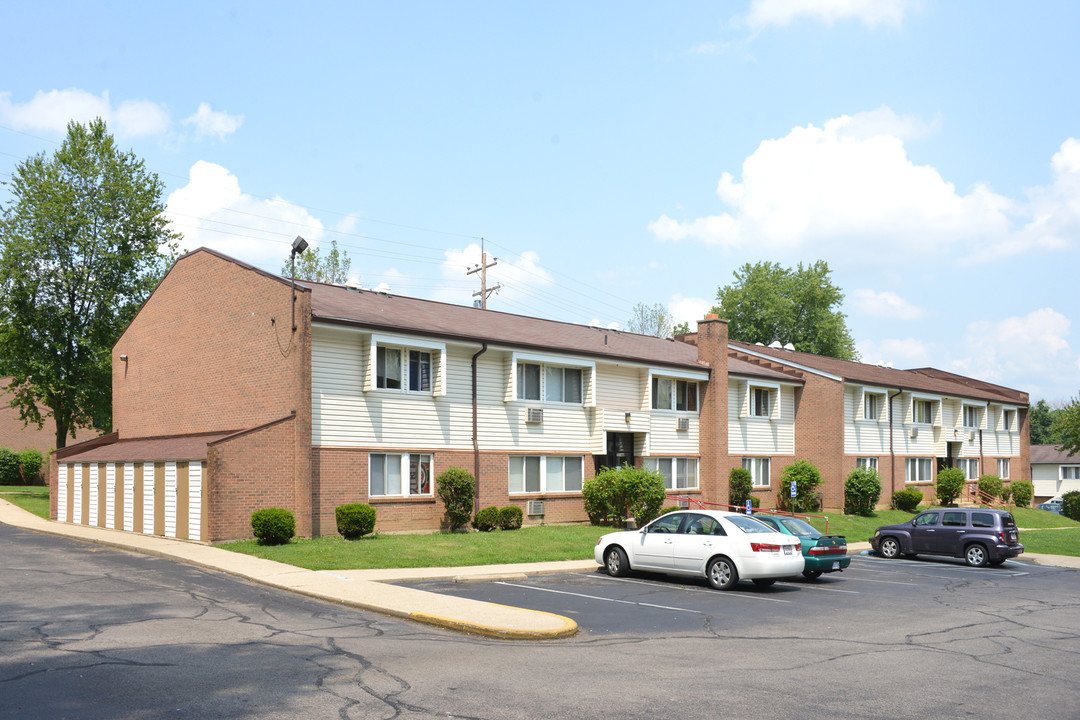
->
[714,260,858,360]
[281,238,351,284]
[1029,399,1064,446]
[0,119,178,448]
[1051,392,1080,457]
[626,302,674,337]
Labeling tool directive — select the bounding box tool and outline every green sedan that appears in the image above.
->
[751,515,850,579]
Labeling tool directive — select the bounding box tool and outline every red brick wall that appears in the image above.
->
[113,250,311,441]
[790,372,846,508]
[0,377,82,470]
[206,414,307,541]
[694,318,730,507]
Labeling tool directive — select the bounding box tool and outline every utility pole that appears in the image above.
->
[467,237,502,309]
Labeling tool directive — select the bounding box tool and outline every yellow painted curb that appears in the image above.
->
[409,608,578,640]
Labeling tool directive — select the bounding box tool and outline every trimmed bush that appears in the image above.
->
[335,503,376,539]
[1061,491,1080,522]
[659,505,683,516]
[729,467,753,509]
[977,474,1005,503]
[844,467,882,516]
[0,448,21,485]
[776,460,823,512]
[251,508,295,545]
[18,449,44,485]
[935,467,966,506]
[498,505,523,530]
[583,471,618,525]
[473,505,500,532]
[1009,480,1033,508]
[891,488,923,513]
[436,466,475,532]
[583,464,667,526]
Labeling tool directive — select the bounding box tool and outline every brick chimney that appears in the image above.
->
[695,314,730,506]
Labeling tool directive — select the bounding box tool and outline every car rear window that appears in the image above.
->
[1000,513,1016,528]
[726,516,775,534]
[777,517,818,537]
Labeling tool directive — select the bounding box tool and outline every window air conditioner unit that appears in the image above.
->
[968,431,976,441]
[677,499,689,509]
[527,500,545,516]
[527,408,543,424]
[909,427,918,439]
[677,417,690,432]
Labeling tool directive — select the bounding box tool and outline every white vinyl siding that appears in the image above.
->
[57,462,68,522]
[645,457,699,489]
[729,381,795,455]
[594,364,645,411]
[844,385,891,456]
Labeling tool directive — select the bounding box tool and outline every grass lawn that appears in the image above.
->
[1019,529,1080,556]
[0,485,49,519]
[217,523,613,571]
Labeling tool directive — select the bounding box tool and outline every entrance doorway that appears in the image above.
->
[595,432,635,474]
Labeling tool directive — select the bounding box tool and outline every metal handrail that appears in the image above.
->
[667,495,830,534]
[961,482,1009,511]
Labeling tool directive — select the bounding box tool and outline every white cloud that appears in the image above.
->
[849,289,923,320]
[165,160,325,269]
[0,88,169,137]
[648,107,1080,266]
[590,319,621,330]
[950,309,1074,395]
[856,337,930,368]
[746,0,915,29]
[669,294,715,331]
[182,102,243,140]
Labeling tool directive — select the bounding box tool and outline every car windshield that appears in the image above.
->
[775,517,819,537]
[726,515,776,534]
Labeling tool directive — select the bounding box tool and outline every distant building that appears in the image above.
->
[1030,444,1080,502]
[0,377,83,479]
[51,248,1031,541]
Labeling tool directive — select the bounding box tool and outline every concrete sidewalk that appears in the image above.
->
[0,500,579,640]
[4,499,1078,641]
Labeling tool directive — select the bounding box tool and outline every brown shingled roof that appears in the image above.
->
[58,431,237,463]
[729,340,1028,405]
[1031,444,1078,464]
[306,282,707,371]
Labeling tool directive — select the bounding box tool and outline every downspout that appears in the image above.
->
[471,343,488,515]
[888,389,902,500]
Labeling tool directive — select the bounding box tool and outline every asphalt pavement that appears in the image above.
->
[2,498,1077,640]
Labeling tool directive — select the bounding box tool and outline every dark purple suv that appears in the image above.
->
[869,508,1023,567]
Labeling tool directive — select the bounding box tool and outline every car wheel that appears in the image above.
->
[879,537,901,559]
[604,546,630,577]
[752,578,776,588]
[965,544,988,567]
[707,556,739,590]
[802,569,823,580]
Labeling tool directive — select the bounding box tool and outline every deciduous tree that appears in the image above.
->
[281,238,351,284]
[1051,392,1080,457]
[0,119,178,447]
[626,302,674,338]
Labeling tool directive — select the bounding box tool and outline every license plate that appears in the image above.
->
[784,545,793,555]
[1009,532,1017,542]
[832,561,840,570]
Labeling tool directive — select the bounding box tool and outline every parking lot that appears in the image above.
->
[401,553,1073,636]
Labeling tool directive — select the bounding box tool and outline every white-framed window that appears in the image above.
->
[376,346,431,393]
[998,458,1010,479]
[743,457,771,488]
[1061,466,1080,481]
[957,458,979,480]
[516,362,583,404]
[651,377,699,412]
[906,457,934,483]
[1002,409,1016,432]
[510,456,584,493]
[751,387,772,417]
[962,405,983,429]
[863,392,882,421]
[645,457,699,489]
[857,457,879,471]
[913,399,934,425]
[369,453,432,497]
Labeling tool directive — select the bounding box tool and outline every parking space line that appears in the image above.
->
[579,574,793,603]
[781,583,859,594]
[840,576,919,586]
[494,581,705,614]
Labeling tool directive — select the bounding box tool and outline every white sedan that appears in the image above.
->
[594,510,805,590]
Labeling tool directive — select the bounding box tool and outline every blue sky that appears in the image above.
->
[2,1,1078,403]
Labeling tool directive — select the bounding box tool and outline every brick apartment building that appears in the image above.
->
[50,248,1030,541]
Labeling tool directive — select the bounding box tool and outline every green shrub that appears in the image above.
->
[498,505,523,530]
[729,467,753,509]
[891,488,923,512]
[251,508,295,545]
[1000,484,1012,503]
[659,505,683,515]
[775,460,823,512]
[0,448,21,485]
[335,503,376,539]
[1009,480,1033,508]
[1061,491,1080,522]
[977,474,1004,502]
[844,467,882,516]
[473,505,500,532]
[935,467,966,505]
[435,466,475,532]
[18,449,44,485]
[583,464,667,526]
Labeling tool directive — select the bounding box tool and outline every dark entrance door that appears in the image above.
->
[595,432,635,474]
